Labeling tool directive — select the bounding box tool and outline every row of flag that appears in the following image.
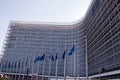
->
[1,57,28,71]
[1,44,76,80]
[1,45,75,71]
[34,45,75,62]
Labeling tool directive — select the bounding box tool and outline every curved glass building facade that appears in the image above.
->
[1,0,120,79]
[84,0,120,79]
[1,21,86,77]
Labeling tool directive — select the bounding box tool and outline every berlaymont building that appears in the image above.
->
[0,0,120,80]
[1,21,86,80]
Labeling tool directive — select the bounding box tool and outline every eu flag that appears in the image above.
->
[34,56,40,62]
[26,58,28,66]
[8,62,10,68]
[62,51,65,60]
[14,61,17,68]
[21,61,24,67]
[40,54,45,61]
[55,53,58,60]
[11,62,14,68]
[34,54,45,62]
[49,54,54,61]
[18,60,20,68]
[68,45,75,56]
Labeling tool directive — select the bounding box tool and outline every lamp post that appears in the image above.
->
[48,57,51,80]
[31,53,36,80]
[55,46,60,80]
[64,43,67,80]
[85,36,88,80]
[64,42,70,80]
[73,40,77,80]
[26,68,29,80]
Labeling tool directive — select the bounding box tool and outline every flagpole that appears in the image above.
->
[64,43,68,80]
[11,59,15,80]
[2,61,5,74]
[7,60,10,77]
[8,59,11,74]
[5,60,7,74]
[19,58,24,80]
[15,58,20,80]
[15,59,22,80]
[42,57,45,80]
[9,59,13,79]
[2,60,6,75]
[18,59,21,80]
[55,58,58,80]
[64,52,66,80]
[7,61,10,77]
[4,61,7,74]
[0,61,2,73]
[14,60,19,80]
[10,60,14,79]
[0,60,2,73]
[31,53,36,80]
[5,62,8,74]
[2,62,5,74]
[22,57,26,80]
[13,60,16,79]
[48,58,51,80]
[74,40,77,80]
[22,55,28,80]
[5,61,7,74]
[12,59,15,76]
[36,61,40,80]
[11,59,14,79]
[74,50,76,80]
[85,36,89,80]
[8,61,10,77]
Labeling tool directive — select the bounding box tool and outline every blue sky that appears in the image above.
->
[0,0,92,54]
